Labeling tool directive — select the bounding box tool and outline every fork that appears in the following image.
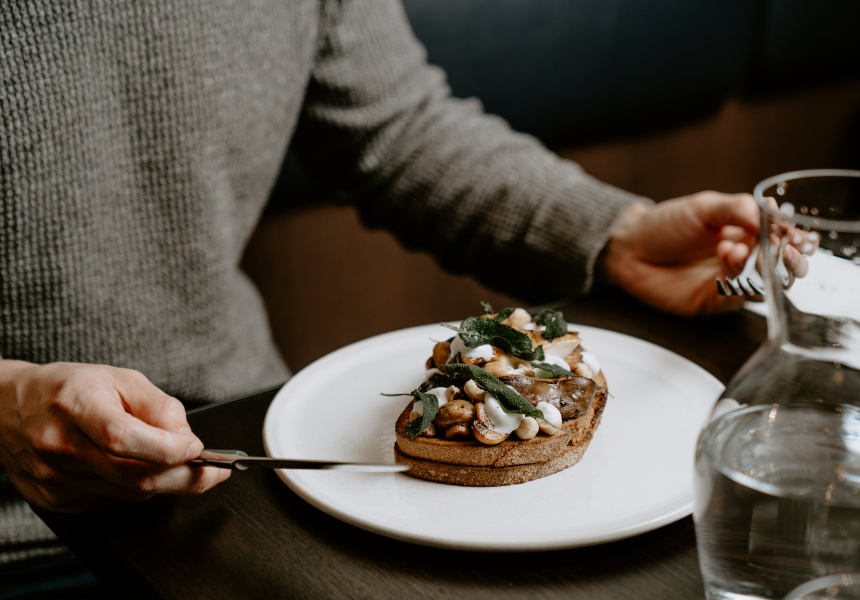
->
[716,246,765,296]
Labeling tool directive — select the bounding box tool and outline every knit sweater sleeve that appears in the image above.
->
[291,0,652,300]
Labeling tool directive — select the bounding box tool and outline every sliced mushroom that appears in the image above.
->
[564,352,583,371]
[538,420,563,436]
[537,401,564,436]
[464,379,485,402]
[482,360,509,378]
[541,332,581,357]
[471,402,508,445]
[521,331,581,357]
[502,307,532,329]
[514,416,539,440]
[431,340,451,367]
[498,375,596,420]
[445,423,472,440]
[434,399,476,428]
[443,385,460,403]
[573,362,593,378]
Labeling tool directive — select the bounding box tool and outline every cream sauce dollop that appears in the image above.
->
[483,393,524,434]
[449,335,495,362]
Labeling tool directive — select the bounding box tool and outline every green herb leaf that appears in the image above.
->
[418,373,455,392]
[533,309,568,341]
[438,364,543,419]
[443,317,545,361]
[530,362,575,378]
[493,307,515,322]
[403,390,440,440]
[480,301,494,315]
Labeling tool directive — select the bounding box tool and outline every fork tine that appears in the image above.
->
[715,245,766,297]
[725,277,742,295]
[746,278,765,295]
[736,277,755,296]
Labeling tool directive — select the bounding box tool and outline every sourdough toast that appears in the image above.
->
[392,307,607,486]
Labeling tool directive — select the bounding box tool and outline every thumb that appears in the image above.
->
[74,369,204,465]
[111,369,198,435]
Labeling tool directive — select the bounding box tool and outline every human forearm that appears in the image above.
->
[294,0,650,299]
[0,360,229,512]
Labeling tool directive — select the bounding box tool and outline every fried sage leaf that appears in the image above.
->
[533,309,568,341]
[418,372,456,392]
[530,362,575,379]
[443,317,545,361]
[403,390,439,440]
[439,363,543,419]
[493,307,515,322]
[529,362,606,393]
[382,389,441,439]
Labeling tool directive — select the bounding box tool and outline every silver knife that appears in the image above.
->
[188,449,410,472]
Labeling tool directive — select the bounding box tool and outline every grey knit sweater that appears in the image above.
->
[0,0,646,565]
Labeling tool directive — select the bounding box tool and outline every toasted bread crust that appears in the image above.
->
[393,442,589,487]
[394,374,607,487]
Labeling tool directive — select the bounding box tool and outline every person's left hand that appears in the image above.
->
[597,191,810,316]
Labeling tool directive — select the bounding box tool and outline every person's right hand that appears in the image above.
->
[0,360,230,513]
[599,192,816,316]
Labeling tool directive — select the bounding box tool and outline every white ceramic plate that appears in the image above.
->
[263,323,722,552]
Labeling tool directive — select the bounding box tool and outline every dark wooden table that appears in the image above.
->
[39,291,767,600]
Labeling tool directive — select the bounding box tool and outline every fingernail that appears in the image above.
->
[185,438,204,461]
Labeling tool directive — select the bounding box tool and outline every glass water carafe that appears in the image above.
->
[694,170,860,600]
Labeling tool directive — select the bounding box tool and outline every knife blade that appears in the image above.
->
[188,449,410,472]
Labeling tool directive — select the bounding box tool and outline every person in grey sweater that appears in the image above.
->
[0,0,781,528]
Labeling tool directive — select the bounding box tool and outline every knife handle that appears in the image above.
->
[187,449,250,470]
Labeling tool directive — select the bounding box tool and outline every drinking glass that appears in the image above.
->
[694,169,860,599]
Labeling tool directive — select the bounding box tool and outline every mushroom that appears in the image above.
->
[573,362,593,378]
[482,360,509,378]
[564,352,583,371]
[434,399,476,428]
[431,340,451,367]
[514,416,539,440]
[541,332,581,357]
[538,419,562,436]
[471,402,508,445]
[443,385,460,403]
[463,379,485,402]
[445,423,472,440]
[502,307,532,329]
[498,375,596,420]
[537,401,564,436]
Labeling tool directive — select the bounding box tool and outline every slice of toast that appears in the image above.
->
[394,373,607,486]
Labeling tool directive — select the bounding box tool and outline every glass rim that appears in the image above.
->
[754,169,860,233]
